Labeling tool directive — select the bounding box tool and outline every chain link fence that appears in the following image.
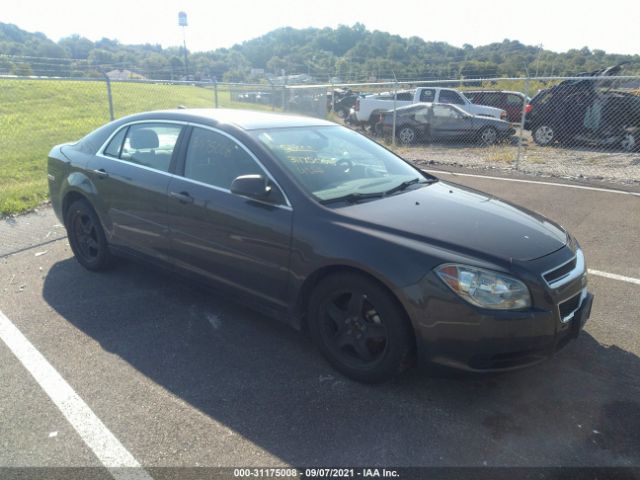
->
[1,72,639,215]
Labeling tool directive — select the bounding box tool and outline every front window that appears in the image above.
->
[184,127,263,190]
[439,90,465,105]
[252,126,431,204]
[433,105,463,119]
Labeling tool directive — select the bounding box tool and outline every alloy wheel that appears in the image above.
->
[534,125,555,145]
[72,212,100,261]
[398,127,415,145]
[621,133,636,152]
[319,290,388,368]
[480,127,498,145]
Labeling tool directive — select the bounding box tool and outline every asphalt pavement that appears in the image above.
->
[0,173,639,474]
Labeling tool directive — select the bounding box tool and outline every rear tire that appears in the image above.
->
[533,125,556,146]
[397,126,417,145]
[308,272,415,383]
[621,132,637,152]
[65,199,115,271]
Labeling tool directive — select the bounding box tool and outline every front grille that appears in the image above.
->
[559,292,581,321]
[544,257,577,285]
[542,249,585,289]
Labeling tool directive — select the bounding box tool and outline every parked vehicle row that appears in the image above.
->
[332,64,639,152]
[353,87,507,126]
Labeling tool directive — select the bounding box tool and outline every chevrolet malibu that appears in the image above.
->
[48,109,593,383]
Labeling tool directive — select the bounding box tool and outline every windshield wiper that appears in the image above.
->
[384,177,437,196]
[320,177,438,205]
[319,191,386,205]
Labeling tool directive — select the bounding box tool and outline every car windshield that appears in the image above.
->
[252,125,431,203]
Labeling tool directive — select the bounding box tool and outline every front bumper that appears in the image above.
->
[405,247,593,372]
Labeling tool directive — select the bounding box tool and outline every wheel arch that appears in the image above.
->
[294,265,416,348]
[62,190,90,223]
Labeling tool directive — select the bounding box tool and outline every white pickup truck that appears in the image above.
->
[354,87,507,125]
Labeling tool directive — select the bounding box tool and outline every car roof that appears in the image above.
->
[465,90,525,96]
[118,108,335,130]
[386,102,471,115]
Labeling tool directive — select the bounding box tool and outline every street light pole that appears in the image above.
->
[178,11,189,79]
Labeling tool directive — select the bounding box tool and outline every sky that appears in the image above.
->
[3,0,639,56]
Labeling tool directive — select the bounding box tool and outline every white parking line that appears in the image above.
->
[589,269,640,286]
[423,169,640,197]
[0,310,153,480]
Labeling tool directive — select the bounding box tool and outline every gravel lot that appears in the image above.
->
[380,131,640,187]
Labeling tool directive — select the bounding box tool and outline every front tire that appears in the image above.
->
[65,199,115,271]
[308,273,414,383]
[478,126,498,146]
[533,125,556,146]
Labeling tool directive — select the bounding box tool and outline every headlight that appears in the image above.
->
[435,264,531,310]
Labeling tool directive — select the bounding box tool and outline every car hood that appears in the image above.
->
[471,116,511,128]
[468,104,504,115]
[335,181,567,262]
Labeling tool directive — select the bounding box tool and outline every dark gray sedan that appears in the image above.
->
[377,102,516,145]
[48,109,591,383]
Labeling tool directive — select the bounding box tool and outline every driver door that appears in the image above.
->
[430,105,471,139]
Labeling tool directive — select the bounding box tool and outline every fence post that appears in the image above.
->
[515,76,530,170]
[267,78,275,111]
[282,70,287,111]
[213,77,219,108]
[392,73,398,147]
[331,81,335,117]
[101,70,114,121]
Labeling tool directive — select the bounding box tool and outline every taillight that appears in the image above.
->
[355,99,360,111]
[525,104,533,114]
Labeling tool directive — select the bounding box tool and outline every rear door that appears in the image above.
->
[88,121,184,261]
[166,125,293,306]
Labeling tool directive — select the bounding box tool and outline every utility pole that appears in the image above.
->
[178,11,189,79]
[535,44,543,78]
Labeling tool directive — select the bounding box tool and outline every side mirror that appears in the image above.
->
[230,174,271,200]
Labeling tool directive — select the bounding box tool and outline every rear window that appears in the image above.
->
[396,92,414,101]
[533,90,552,105]
[119,123,183,173]
[419,89,436,102]
[507,94,523,106]
[104,127,127,158]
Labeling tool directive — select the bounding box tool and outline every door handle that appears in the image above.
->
[93,168,109,179]
[169,191,195,204]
